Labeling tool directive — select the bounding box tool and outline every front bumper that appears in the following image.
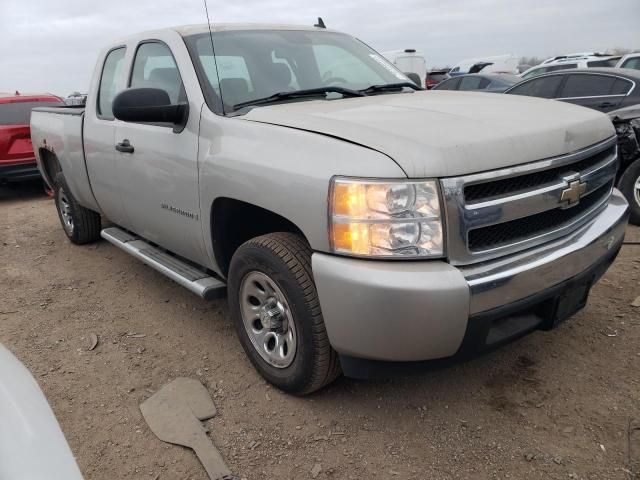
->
[312,190,629,373]
[0,161,40,183]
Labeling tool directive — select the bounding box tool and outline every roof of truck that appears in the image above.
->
[173,23,338,36]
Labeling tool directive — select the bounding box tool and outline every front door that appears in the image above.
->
[114,40,205,264]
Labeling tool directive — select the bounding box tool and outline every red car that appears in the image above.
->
[0,92,64,184]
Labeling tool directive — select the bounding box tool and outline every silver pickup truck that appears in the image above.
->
[31,23,629,394]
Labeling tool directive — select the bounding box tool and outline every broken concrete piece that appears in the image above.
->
[87,334,98,351]
[140,378,236,480]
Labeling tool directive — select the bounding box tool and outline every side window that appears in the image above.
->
[560,74,616,98]
[130,42,185,104]
[546,63,577,73]
[521,67,547,80]
[621,57,640,70]
[97,47,126,120]
[435,77,460,90]
[508,76,563,98]
[458,76,482,90]
[611,78,633,95]
[587,59,619,68]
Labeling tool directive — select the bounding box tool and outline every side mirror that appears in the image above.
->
[112,88,188,132]
[404,72,422,87]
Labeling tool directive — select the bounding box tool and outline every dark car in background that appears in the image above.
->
[433,73,521,93]
[504,68,640,113]
[0,92,64,184]
[609,105,640,224]
[505,70,640,224]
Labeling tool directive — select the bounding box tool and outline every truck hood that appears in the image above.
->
[243,91,614,177]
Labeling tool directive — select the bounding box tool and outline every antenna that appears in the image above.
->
[203,0,225,115]
[314,17,326,29]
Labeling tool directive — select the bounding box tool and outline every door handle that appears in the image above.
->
[115,139,134,153]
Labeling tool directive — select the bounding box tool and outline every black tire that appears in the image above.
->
[228,233,341,395]
[618,159,640,225]
[53,172,101,244]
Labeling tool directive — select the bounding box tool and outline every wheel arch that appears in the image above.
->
[210,197,308,276]
[38,148,62,188]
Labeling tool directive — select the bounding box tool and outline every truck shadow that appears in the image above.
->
[0,180,49,203]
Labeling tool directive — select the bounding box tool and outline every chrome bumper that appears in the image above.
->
[312,190,628,363]
[462,189,629,315]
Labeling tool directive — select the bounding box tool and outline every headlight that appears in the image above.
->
[329,177,444,258]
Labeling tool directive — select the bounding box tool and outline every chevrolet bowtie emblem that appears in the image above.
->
[560,179,587,206]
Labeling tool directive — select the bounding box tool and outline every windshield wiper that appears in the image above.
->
[233,87,366,111]
[359,82,423,94]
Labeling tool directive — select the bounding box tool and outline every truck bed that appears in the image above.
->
[30,105,100,212]
[32,105,85,116]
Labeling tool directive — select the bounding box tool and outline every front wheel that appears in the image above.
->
[618,159,640,225]
[228,233,341,395]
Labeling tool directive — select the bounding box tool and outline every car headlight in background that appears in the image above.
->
[329,178,444,258]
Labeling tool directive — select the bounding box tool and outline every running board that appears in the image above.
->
[101,227,226,300]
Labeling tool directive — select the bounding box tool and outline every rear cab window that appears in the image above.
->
[97,47,127,120]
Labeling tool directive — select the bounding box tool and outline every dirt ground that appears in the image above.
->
[1,181,639,480]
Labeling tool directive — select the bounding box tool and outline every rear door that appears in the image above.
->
[113,38,205,264]
[83,46,130,225]
[557,73,629,112]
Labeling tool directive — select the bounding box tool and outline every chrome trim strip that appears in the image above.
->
[464,150,618,226]
[466,184,612,257]
[556,94,627,100]
[463,190,628,314]
[441,136,618,265]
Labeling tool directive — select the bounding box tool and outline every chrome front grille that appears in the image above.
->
[440,137,619,265]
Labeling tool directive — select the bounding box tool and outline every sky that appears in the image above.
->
[1,0,638,96]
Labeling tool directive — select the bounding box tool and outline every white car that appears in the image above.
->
[616,53,640,71]
[449,54,519,75]
[382,49,427,87]
[520,54,621,79]
[0,344,83,480]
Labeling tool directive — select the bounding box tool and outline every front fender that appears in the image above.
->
[198,112,406,273]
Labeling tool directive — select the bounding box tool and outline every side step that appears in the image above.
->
[101,227,226,300]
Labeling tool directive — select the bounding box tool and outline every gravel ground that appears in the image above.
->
[1,181,639,480]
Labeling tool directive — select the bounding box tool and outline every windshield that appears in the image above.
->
[184,30,410,113]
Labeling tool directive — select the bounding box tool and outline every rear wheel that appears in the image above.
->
[228,233,341,395]
[618,159,640,225]
[53,172,101,244]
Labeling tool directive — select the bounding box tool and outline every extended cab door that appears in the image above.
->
[113,37,207,265]
[83,46,130,226]
[557,73,629,112]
